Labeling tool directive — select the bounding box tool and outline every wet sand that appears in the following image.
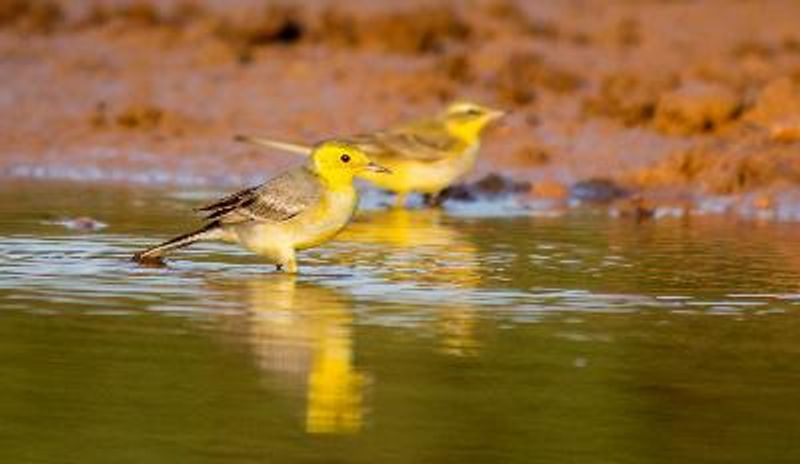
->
[3,0,800,218]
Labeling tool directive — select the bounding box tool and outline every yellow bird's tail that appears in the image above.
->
[234,135,312,156]
[132,223,222,264]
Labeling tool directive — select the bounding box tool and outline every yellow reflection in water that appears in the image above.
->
[436,307,480,357]
[342,209,482,356]
[241,276,365,434]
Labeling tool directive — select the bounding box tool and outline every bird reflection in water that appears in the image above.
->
[236,276,365,434]
[341,208,482,357]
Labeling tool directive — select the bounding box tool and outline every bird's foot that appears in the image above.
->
[132,253,167,267]
[392,192,408,209]
[276,262,298,273]
[423,192,445,208]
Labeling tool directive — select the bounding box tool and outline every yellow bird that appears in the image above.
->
[132,140,390,273]
[236,101,505,208]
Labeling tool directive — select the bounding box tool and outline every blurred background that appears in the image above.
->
[3,0,800,216]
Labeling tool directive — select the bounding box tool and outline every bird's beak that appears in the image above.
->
[366,162,392,174]
[487,109,507,120]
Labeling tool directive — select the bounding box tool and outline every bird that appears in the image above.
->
[132,140,390,273]
[235,101,505,208]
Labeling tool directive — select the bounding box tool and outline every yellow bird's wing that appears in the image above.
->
[350,120,463,163]
[197,166,321,224]
[236,120,463,163]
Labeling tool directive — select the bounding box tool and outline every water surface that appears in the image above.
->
[2,180,800,463]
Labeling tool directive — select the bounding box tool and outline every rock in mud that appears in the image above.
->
[438,173,531,203]
[653,81,742,135]
[569,178,630,203]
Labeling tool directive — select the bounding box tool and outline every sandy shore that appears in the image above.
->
[3,0,800,218]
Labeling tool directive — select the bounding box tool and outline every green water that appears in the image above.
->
[2,180,800,463]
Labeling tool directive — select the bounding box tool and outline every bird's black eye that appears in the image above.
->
[466,108,482,116]
[340,154,350,163]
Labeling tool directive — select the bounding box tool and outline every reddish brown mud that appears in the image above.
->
[2,0,800,218]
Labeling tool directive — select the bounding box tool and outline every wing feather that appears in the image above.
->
[197,166,321,224]
[349,121,463,163]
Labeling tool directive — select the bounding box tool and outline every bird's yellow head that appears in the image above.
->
[311,140,390,187]
[442,101,505,142]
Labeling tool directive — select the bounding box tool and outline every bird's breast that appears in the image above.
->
[362,142,480,194]
[292,186,358,250]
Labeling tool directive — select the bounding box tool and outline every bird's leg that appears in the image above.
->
[284,257,298,274]
[277,251,298,274]
[276,261,298,273]
[271,248,298,273]
[393,192,408,209]
[424,191,445,207]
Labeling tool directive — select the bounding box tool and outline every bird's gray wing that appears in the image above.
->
[197,166,321,224]
[350,121,463,163]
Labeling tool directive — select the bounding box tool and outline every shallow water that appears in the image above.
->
[2,180,800,463]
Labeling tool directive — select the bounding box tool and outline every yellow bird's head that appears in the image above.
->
[441,101,506,142]
[311,140,391,186]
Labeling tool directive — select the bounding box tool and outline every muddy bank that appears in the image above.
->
[2,0,800,219]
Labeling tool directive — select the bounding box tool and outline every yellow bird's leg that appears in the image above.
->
[393,192,408,209]
[273,248,298,273]
[423,191,445,208]
[284,257,298,274]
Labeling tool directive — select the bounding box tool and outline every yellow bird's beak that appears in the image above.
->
[487,109,507,121]
[366,162,392,174]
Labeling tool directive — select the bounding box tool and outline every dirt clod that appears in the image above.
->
[746,76,800,126]
[437,53,474,84]
[653,81,742,135]
[769,117,800,143]
[214,5,304,62]
[511,145,550,166]
[316,6,470,54]
[0,0,63,34]
[495,52,582,106]
[584,73,678,126]
[91,104,197,135]
[632,143,800,195]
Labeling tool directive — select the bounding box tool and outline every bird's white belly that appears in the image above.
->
[232,188,357,263]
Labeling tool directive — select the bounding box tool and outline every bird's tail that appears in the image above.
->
[132,223,221,264]
[234,134,313,156]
